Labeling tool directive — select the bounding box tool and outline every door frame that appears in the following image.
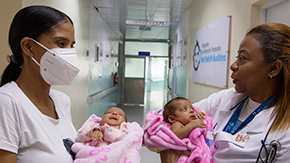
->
[122,55,146,105]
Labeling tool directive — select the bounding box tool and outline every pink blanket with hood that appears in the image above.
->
[142,106,214,163]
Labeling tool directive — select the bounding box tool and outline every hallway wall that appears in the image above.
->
[86,4,121,118]
[168,10,189,98]
[186,0,269,103]
[0,0,21,82]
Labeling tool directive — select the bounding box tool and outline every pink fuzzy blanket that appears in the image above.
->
[142,106,214,163]
[71,115,143,163]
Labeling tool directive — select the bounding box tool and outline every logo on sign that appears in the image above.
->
[193,40,201,71]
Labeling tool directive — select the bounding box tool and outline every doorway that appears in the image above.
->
[146,57,168,92]
[124,56,146,104]
[122,41,169,105]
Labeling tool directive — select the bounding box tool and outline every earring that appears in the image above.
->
[270,75,273,79]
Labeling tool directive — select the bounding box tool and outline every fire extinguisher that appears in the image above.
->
[114,72,118,85]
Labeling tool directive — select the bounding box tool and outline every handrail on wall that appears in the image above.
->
[87,86,118,104]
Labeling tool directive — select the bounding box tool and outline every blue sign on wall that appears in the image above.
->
[138,51,150,56]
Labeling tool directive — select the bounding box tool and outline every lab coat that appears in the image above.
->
[193,87,290,163]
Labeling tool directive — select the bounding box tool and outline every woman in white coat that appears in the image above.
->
[160,23,290,163]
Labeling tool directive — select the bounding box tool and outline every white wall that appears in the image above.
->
[187,0,271,102]
[0,0,22,82]
[86,3,121,117]
[125,42,168,56]
[22,0,90,129]
[171,11,189,55]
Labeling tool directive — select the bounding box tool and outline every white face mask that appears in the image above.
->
[30,38,80,85]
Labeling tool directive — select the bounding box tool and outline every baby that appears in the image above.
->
[163,97,207,139]
[77,107,128,147]
[64,107,143,163]
[142,97,214,163]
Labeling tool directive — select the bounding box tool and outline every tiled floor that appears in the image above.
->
[119,88,171,163]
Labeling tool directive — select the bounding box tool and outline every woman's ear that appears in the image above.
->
[20,37,33,57]
[268,60,282,79]
[168,115,176,124]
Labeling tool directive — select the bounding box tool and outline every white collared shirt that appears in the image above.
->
[193,87,290,163]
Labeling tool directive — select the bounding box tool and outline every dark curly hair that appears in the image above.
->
[163,97,189,124]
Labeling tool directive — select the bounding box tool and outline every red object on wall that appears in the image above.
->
[114,72,118,85]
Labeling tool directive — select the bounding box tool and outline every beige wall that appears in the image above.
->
[187,0,272,102]
[0,0,22,82]
[21,0,91,129]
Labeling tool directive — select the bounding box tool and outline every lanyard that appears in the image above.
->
[223,97,273,135]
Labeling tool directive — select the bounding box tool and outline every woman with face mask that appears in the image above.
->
[0,5,79,163]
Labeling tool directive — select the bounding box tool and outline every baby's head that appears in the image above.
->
[163,97,196,125]
[100,107,127,127]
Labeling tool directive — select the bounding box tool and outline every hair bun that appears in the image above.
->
[6,55,18,65]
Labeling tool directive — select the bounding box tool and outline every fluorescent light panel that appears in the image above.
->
[126,20,170,26]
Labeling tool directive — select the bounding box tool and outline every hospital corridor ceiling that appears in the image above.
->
[90,0,195,41]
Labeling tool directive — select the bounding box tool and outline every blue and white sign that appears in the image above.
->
[192,15,231,88]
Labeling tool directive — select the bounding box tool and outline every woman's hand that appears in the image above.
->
[189,117,207,129]
[196,110,206,120]
[160,149,191,163]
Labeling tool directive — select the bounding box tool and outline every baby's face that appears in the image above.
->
[100,107,126,127]
[171,99,196,125]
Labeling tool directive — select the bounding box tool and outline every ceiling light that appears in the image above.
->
[126,20,170,27]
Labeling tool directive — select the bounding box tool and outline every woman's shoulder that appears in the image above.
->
[198,87,240,103]
[0,81,18,94]
[0,91,16,108]
[0,82,21,102]
[0,83,21,123]
[214,87,237,96]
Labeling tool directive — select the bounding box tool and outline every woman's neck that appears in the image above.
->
[249,94,272,103]
[15,69,51,104]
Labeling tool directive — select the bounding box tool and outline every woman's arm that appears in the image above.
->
[160,149,191,163]
[0,150,16,163]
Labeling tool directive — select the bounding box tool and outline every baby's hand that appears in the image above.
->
[189,118,206,129]
[91,129,103,142]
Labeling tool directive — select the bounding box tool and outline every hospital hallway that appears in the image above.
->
[117,88,172,162]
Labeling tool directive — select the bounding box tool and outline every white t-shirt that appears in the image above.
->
[239,98,261,121]
[0,82,76,163]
